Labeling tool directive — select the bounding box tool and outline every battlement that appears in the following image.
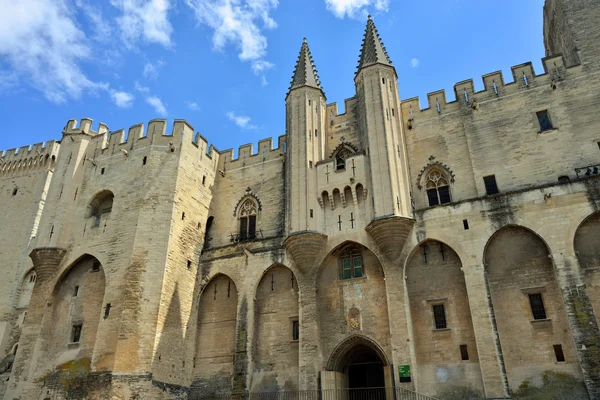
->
[326,97,357,119]
[0,140,60,175]
[65,118,219,163]
[217,134,286,171]
[400,54,577,120]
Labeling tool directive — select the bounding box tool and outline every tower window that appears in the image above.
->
[101,167,105,175]
[73,286,79,297]
[537,110,553,131]
[432,304,447,329]
[238,198,258,241]
[142,156,147,165]
[339,246,363,280]
[310,209,313,218]
[483,175,499,195]
[425,170,451,206]
[12,187,18,196]
[71,323,82,343]
[463,219,469,230]
[202,176,206,186]
[528,293,547,320]
[553,344,565,362]
[460,345,469,360]
[104,303,111,319]
[382,78,385,84]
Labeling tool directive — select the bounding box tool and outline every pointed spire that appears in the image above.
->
[288,38,325,97]
[356,15,393,75]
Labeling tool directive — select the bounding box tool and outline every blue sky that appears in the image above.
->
[0,0,546,153]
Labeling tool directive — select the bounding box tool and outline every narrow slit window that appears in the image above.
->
[202,176,206,186]
[483,175,499,195]
[187,260,192,269]
[292,320,300,341]
[73,286,79,297]
[309,209,313,218]
[553,344,565,362]
[142,156,147,165]
[433,304,447,329]
[101,167,105,175]
[104,303,111,319]
[529,293,547,320]
[537,110,553,131]
[382,77,385,84]
[12,187,18,196]
[71,324,82,343]
[460,344,469,360]
[463,219,469,230]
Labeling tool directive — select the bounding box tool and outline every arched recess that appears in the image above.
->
[405,240,483,397]
[193,274,238,394]
[251,265,299,392]
[43,255,106,369]
[16,269,36,309]
[317,241,391,374]
[574,212,600,327]
[484,226,582,391]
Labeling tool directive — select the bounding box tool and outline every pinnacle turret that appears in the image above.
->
[356,15,393,75]
[288,38,324,97]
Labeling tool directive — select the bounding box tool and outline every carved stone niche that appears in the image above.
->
[284,231,328,274]
[365,216,415,263]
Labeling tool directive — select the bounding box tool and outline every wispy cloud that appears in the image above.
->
[146,96,167,116]
[110,0,174,48]
[324,0,390,18]
[143,60,165,79]
[111,90,134,108]
[251,60,275,85]
[0,0,107,103]
[411,58,419,68]
[185,0,278,83]
[186,101,200,111]
[226,111,257,130]
[134,81,150,93]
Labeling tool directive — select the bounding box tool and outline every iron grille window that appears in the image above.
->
[292,320,300,341]
[537,110,553,131]
[340,247,364,280]
[528,293,547,320]
[432,304,447,329]
[483,175,499,195]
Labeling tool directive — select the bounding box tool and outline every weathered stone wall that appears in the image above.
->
[574,212,600,328]
[406,240,484,397]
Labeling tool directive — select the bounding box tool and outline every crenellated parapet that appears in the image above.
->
[217,134,286,172]
[400,54,575,122]
[0,140,60,175]
[65,118,220,168]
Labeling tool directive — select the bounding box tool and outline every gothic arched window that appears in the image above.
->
[238,198,258,241]
[339,246,363,280]
[425,170,451,206]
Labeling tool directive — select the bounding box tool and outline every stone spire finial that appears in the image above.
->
[356,16,393,74]
[288,38,325,97]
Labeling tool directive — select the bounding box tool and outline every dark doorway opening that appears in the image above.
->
[346,343,385,388]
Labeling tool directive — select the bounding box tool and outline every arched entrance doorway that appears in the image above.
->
[323,335,392,397]
[344,343,385,389]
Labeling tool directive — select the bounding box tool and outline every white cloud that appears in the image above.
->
[111,90,134,108]
[185,0,277,82]
[110,0,174,48]
[146,96,167,116]
[134,81,150,93]
[251,60,274,85]
[226,111,257,130]
[0,0,107,103]
[411,58,419,68]
[324,0,390,18]
[186,101,200,111]
[143,60,165,79]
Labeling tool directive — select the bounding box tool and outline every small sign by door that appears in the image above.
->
[398,365,411,383]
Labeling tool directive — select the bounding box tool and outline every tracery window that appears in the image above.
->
[425,170,451,206]
[238,198,257,241]
[339,246,363,280]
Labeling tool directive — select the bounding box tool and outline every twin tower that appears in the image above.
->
[284,16,413,258]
